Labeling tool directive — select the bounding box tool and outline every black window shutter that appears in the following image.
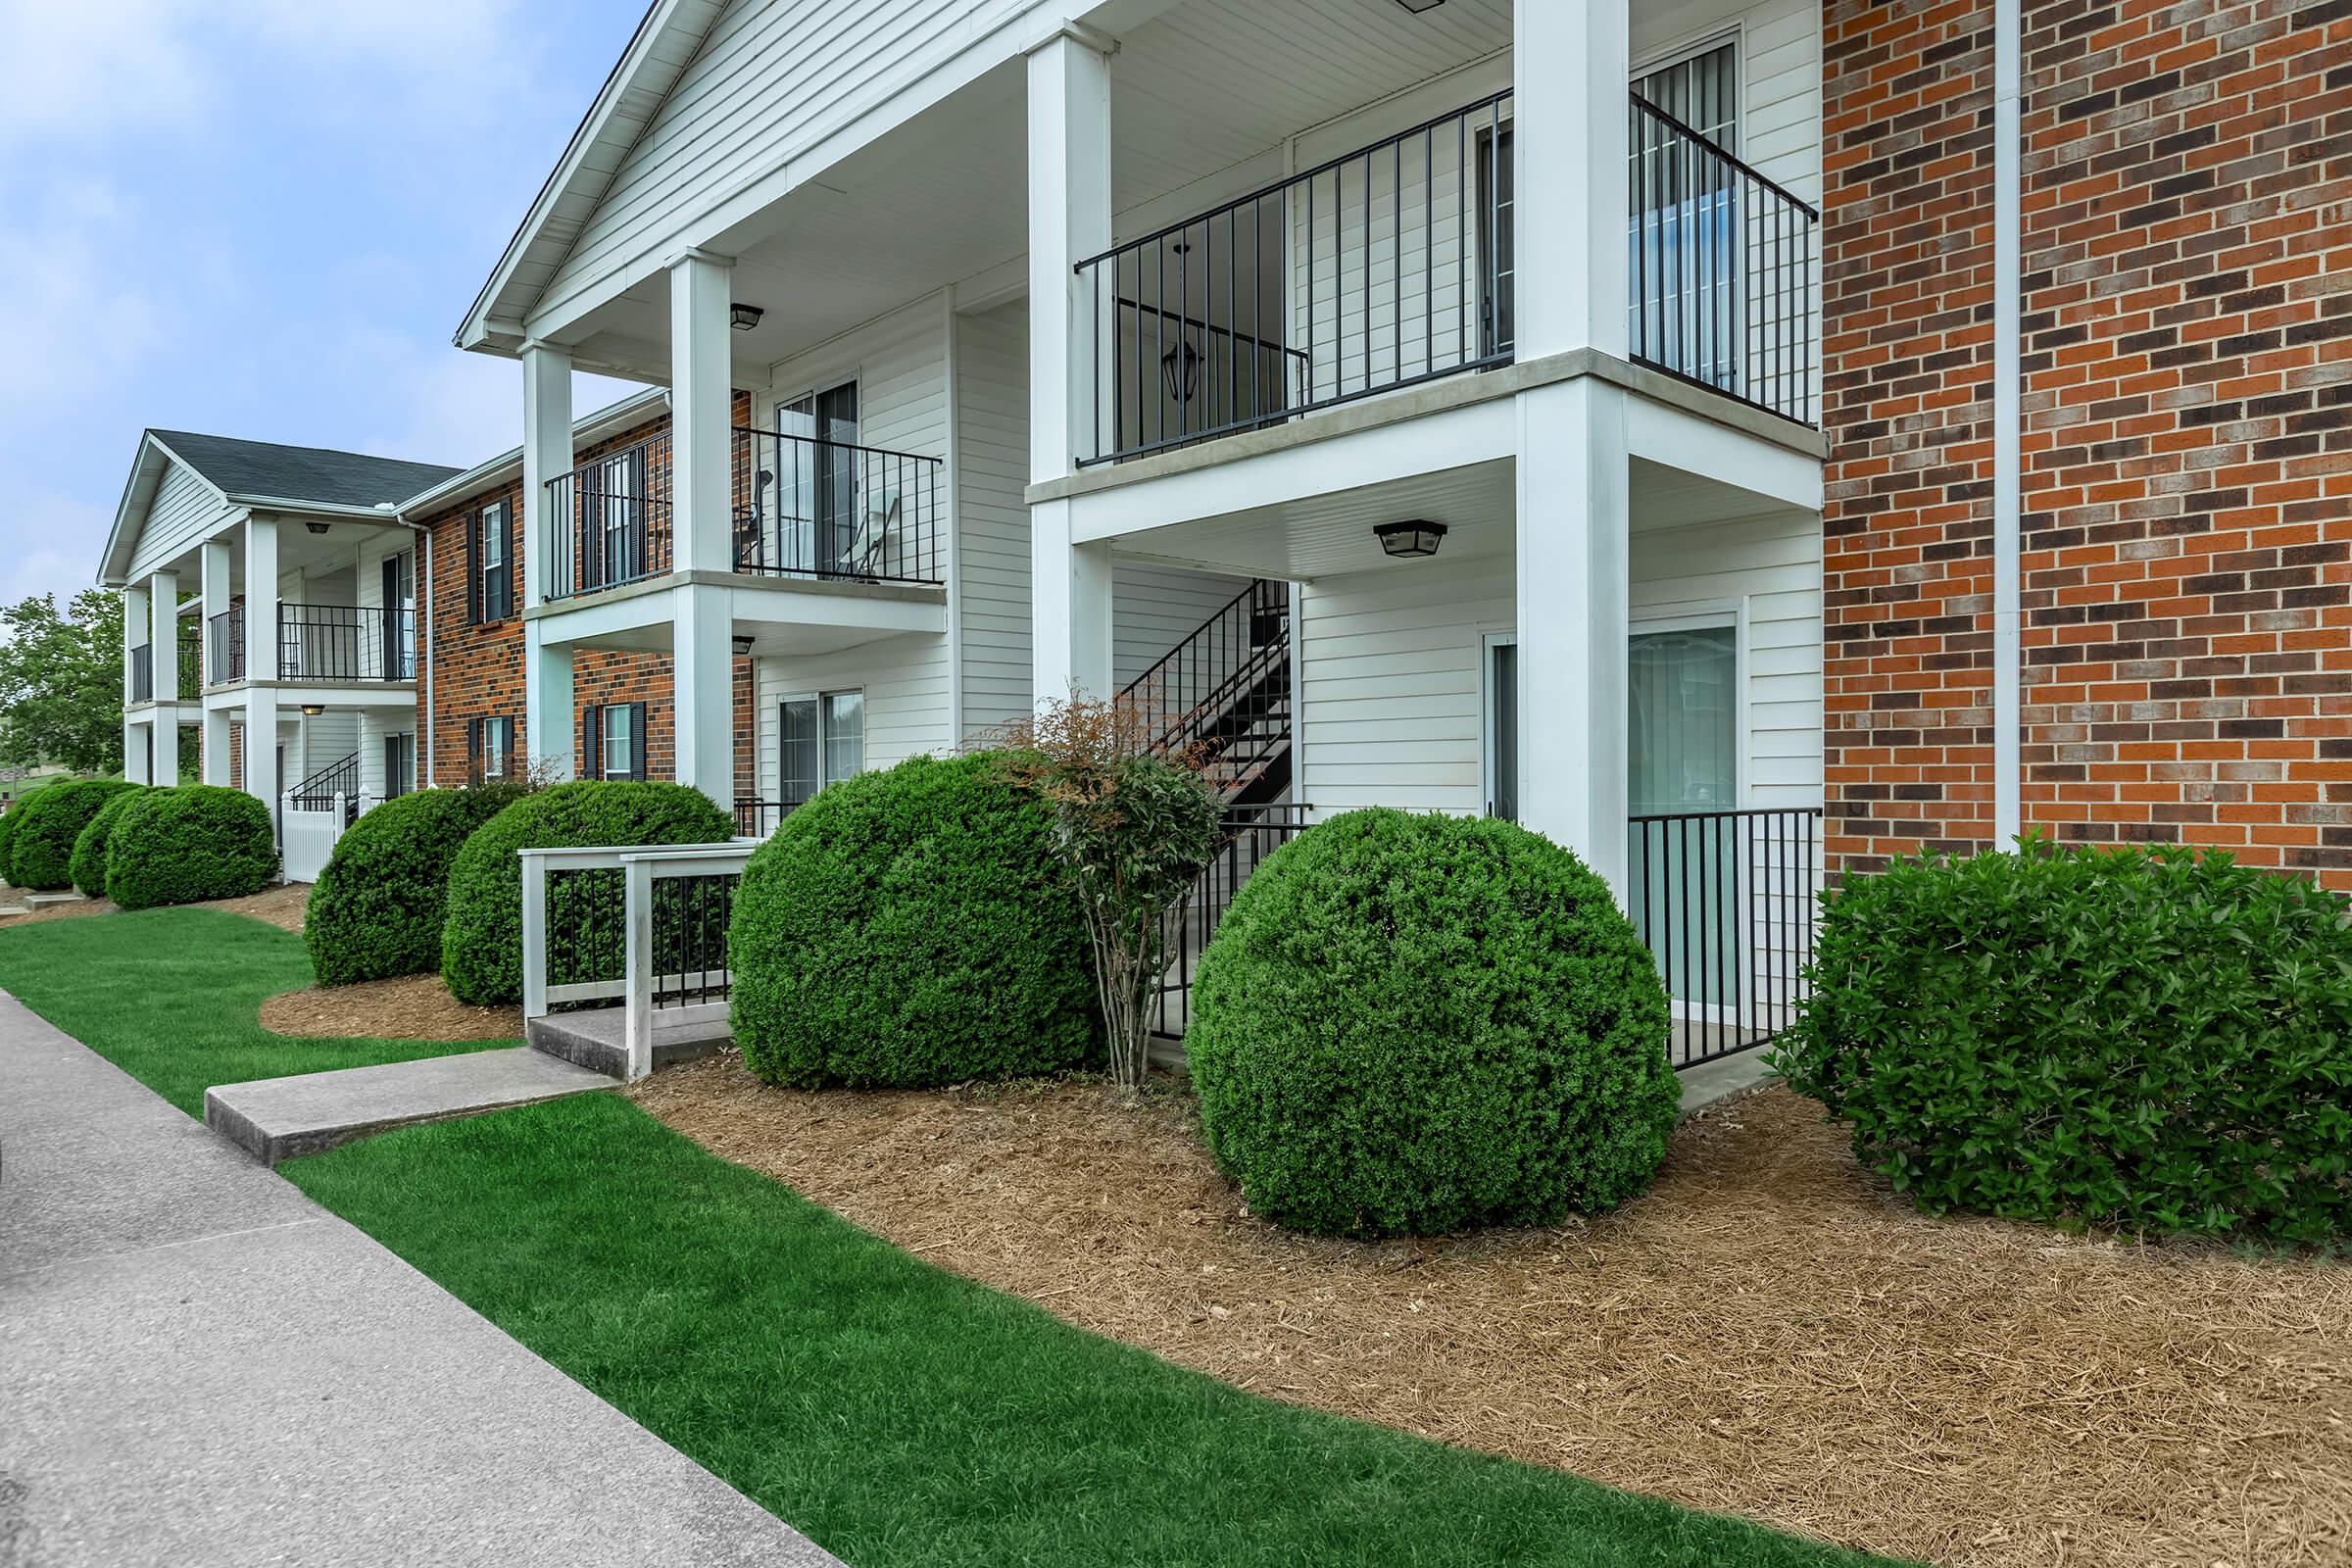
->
[582,707,598,781]
[466,717,481,782]
[466,513,482,624]
[630,702,648,780]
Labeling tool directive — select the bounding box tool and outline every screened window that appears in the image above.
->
[468,715,515,781]
[474,503,512,621]
[600,705,636,781]
[777,689,864,808]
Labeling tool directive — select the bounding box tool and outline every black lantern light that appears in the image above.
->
[1374,519,1447,560]
[730,303,764,332]
[1161,336,1202,406]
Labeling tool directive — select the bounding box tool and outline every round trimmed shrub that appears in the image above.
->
[0,798,32,888]
[307,785,526,987]
[1187,808,1678,1239]
[1775,841,2352,1244]
[441,781,734,1006]
[8,780,140,891]
[69,786,149,897]
[729,753,1099,1089]
[105,786,277,909]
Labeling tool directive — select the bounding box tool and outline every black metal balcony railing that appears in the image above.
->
[177,624,201,695]
[1077,91,1515,466]
[545,432,673,602]
[1629,97,1819,426]
[733,798,799,838]
[1629,807,1822,1068]
[1150,803,1316,1042]
[207,610,243,685]
[732,428,945,586]
[277,605,414,682]
[128,644,153,704]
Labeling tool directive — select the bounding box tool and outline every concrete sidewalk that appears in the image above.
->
[0,993,843,1568]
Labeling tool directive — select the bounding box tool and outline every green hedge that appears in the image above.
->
[1187,808,1678,1239]
[8,780,140,892]
[441,781,735,1007]
[105,786,277,909]
[307,786,526,987]
[69,786,149,897]
[1775,842,2352,1244]
[730,754,1100,1089]
[0,801,29,888]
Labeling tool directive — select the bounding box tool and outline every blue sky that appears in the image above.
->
[2,0,647,607]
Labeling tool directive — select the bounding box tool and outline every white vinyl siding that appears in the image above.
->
[955,299,1035,739]
[536,0,1033,322]
[1112,565,1251,691]
[126,461,234,583]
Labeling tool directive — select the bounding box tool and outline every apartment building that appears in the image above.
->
[99,0,2349,1045]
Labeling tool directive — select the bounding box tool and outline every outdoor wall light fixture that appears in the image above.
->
[299,703,325,717]
[730,303,765,332]
[1160,337,1202,406]
[1375,519,1448,559]
[304,521,329,535]
[732,634,756,657]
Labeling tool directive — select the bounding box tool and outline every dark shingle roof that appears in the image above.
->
[150,430,462,510]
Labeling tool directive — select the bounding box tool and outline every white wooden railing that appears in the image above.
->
[279,790,383,883]
[519,841,754,1080]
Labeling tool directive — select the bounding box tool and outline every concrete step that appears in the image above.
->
[204,1047,616,1165]
[24,891,87,907]
[525,1007,732,1079]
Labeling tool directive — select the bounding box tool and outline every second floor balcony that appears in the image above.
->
[1071,88,1818,468]
[542,427,944,604]
[203,604,415,686]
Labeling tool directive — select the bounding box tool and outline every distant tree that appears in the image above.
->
[0,590,123,777]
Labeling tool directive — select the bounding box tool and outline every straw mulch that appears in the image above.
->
[259,972,521,1041]
[0,879,309,933]
[633,1056,2352,1568]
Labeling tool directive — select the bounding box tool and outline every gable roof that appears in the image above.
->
[147,430,461,511]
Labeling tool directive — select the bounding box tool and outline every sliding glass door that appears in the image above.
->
[1627,622,1740,1018]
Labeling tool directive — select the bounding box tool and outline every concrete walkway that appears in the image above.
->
[205,1046,615,1164]
[0,993,843,1568]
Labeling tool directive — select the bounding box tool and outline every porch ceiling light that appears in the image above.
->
[730,303,764,332]
[305,521,329,535]
[1374,519,1447,560]
[1394,0,1446,12]
[1161,336,1202,406]
[732,634,756,657]
[299,703,325,717]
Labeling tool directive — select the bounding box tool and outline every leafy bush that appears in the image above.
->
[105,785,277,909]
[1187,808,1678,1239]
[69,786,148,897]
[1775,841,2352,1244]
[8,779,139,891]
[0,794,35,887]
[308,785,526,987]
[441,781,734,1006]
[730,753,1099,1089]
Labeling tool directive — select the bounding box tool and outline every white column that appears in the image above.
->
[243,515,280,819]
[669,250,736,574]
[521,342,573,612]
[525,621,574,781]
[149,571,180,785]
[122,581,148,708]
[124,717,150,785]
[1025,29,1112,483]
[1026,28,1115,707]
[672,582,735,811]
[1513,0,1629,361]
[199,538,233,785]
[1030,501,1113,703]
[1516,377,1631,894]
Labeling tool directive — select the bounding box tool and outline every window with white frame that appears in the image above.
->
[777,690,863,807]
[594,703,642,781]
[467,714,515,781]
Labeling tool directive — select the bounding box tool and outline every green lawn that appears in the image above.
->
[0,907,506,1114]
[1,904,1903,1568]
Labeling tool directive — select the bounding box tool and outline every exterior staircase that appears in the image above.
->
[1120,578,1292,807]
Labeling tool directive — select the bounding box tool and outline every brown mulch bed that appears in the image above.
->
[0,880,311,933]
[259,971,522,1041]
[633,1057,2352,1568]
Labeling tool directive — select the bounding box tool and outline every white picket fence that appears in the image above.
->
[278,792,379,883]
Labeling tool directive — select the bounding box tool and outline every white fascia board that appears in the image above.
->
[1624,399,1823,514]
[99,433,230,588]
[516,2,1088,348]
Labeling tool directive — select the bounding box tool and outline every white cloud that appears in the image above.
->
[0,0,212,147]
[0,182,161,421]
[3,493,112,603]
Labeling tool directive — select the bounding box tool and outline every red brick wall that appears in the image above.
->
[418,393,759,797]
[1823,0,2352,884]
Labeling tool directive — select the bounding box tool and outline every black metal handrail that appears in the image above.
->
[207,610,243,684]
[1151,803,1315,1042]
[731,427,944,586]
[652,870,739,1010]
[1628,806,1821,1068]
[1119,579,1291,802]
[128,644,152,704]
[1077,91,1515,466]
[288,752,362,826]
[276,604,413,682]
[733,798,798,838]
[1628,96,1819,427]
[545,431,673,601]
[176,622,201,695]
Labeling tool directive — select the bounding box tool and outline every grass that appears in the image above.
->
[286,1097,1903,1568]
[0,907,505,1114]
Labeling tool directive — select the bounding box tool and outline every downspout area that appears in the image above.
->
[1992,0,2023,845]
[383,506,434,789]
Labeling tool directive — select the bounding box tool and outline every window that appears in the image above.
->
[584,702,647,781]
[381,550,416,679]
[383,732,416,800]
[776,381,858,575]
[1629,39,1742,383]
[1477,124,1514,361]
[776,690,863,807]
[467,715,515,782]
[1483,634,1518,822]
[590,450,646,588]
[471,502,512,622]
